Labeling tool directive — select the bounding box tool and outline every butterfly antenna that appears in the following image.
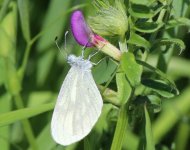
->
[64,30,69,52]
[55,32,69,58]
[81,38,91,58]
[88,49,101,60]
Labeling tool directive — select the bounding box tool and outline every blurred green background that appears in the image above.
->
[0,0,190,150]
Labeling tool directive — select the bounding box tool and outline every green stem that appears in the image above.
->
[18,43,31,81]
[119,35,128,52]
[110,105,128,150]
[14,94,38,150]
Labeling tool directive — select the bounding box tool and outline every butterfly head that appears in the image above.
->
[67,55,92,70]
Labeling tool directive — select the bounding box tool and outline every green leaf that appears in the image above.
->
[0,103,54,126]
[166,17,190,29]
[147,95,161,113]
[0,2,17,59]
[121,52,142,87]
[18,0,31,42]
[151,38,185,54]
[137,60,173,82]
[93,58,118,84]
[129,4,154,18]
[110,106,127,150]
[127,32,151,50]
[116,73,131,105]
[141,79,179,98]
[130,0,155,5]
[144,105,155,150]
[134,21,164,33]
[0,0,11,22]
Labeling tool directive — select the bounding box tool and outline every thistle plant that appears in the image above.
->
[0,0,190,150]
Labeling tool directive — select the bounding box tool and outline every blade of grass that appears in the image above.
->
[0,101,54,126]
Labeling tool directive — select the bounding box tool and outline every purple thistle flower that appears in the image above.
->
[70,10,121,61]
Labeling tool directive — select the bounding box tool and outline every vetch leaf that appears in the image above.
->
[93,58,118,84]
[121,52,142,87]
[141,79,179,98]
[128,4,154,18]
[127,32,150,50]
[133,21,164,33]
[116,72,131,105]
[151,38,185,54]
[130,0,154,5]
[144,105,155,150]
[166,17,190,29]
[137,60,176,84]
[18,0,31,42]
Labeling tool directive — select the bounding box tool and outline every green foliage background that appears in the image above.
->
[0,0,190,150]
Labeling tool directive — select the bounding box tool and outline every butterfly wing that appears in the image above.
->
[51,66,103,146]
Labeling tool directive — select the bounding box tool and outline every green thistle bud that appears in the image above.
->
[88,0,128,37]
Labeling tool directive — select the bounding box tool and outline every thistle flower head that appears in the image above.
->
[88,0,128,37]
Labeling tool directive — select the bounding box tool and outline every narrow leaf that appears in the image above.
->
[18,0,31,42]
[137,60,174,83]
[144,105,155,150]
[141,79,179,98]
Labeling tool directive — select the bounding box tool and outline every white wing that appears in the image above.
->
[51,66,103,146]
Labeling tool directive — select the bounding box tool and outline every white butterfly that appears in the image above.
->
[51,54,103,146]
